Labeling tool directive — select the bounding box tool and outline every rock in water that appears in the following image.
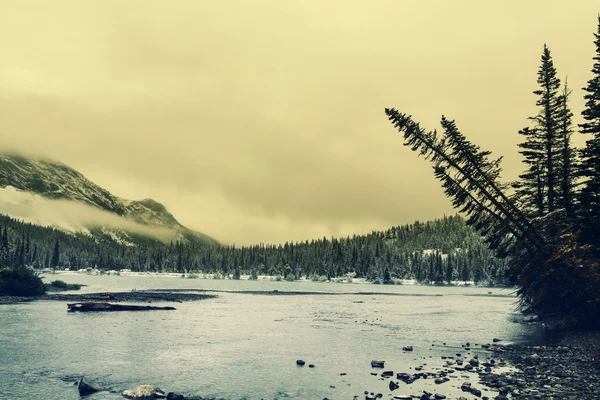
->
[77,376,103,396]
[166,393,185,400]
[122,385,166,399]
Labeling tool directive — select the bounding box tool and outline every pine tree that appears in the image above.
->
[445,253,454,284]
[534,45,563,213]
[515,45,563,216]
[0,226,9,266]
[578,15,600,249]
[50,239,60,271]
[557,79,576,217]
[514,127,546,216]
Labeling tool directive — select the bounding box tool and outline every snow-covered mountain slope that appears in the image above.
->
[0,154,219,246]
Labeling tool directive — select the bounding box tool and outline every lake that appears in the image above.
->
[0,274,544,400]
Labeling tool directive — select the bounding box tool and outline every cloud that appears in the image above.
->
[0,1,597,244]
[0,187,181,244]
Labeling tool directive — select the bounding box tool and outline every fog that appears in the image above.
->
[0,1,598,244]
[0,187,183,244]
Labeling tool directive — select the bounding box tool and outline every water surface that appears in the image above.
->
[0,275,543,399]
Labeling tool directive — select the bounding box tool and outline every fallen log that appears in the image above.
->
[67,302,176,312]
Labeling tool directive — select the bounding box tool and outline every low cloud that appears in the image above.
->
[0,186,181,244]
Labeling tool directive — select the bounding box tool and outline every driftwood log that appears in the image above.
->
[67,302,176,312]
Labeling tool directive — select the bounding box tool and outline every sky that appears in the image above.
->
[0,1,598,245]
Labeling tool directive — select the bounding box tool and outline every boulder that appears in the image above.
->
[78,377,103,396]
[389,381,399,390]
[296,360,306,366]
[371,360,385,368]
[166,393,185,400]
[122,385,166,399]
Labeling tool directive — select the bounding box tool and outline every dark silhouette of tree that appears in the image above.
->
[514,45,564,218]
[578,15,600,250]
[385,63,600,327]
[50,239,60,271]
[533,45,562,213]
[557,80,576,218]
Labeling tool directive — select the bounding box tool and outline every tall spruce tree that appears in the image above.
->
[514,127,546,216]
[515,45,563,217]
[557,79,576,217]
[50,239,60,271]
[578,15,600,249]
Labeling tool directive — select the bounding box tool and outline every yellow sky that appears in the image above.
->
[0,1,598,245]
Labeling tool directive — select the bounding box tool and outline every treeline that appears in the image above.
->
[384,15,600,328]
[0,214,508,285]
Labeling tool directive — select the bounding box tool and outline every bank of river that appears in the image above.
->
[1,274,595,399]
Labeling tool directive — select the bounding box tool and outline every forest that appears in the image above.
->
[0,213,508,285]
[385,16,600,328]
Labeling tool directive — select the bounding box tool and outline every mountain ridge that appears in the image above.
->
[0,153,218,247]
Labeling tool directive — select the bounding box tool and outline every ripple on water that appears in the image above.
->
[0,276,543,399]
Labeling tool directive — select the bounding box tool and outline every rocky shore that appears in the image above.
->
[67,330,600,400]
[483,331,600,399]
[355,331,600,400]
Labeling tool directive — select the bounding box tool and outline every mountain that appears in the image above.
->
[0,153,218,247]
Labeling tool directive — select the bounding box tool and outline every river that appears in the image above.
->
[0,274,544,400]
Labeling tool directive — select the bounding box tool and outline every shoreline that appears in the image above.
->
[0,290,216,305]
[482,331,600,399]
[64,331,600,400]
[4,280,596,398]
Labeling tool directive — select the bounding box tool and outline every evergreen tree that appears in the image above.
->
[460,257,470,284]
[557,79,576,217]
[514,128,546,216]
[445,253,454,284]
[434,251,444,284]
[515,45,563,216]
[578,15,600,249]
[0,226,9,266]
[50,239,60,271]
[534,45,563,213]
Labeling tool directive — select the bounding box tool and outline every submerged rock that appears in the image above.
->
[122,384,166,399]
[77,376,103,396]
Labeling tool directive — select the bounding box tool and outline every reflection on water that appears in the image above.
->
[0,275,543,400]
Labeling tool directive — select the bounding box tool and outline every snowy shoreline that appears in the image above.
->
[47,269,488,287]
